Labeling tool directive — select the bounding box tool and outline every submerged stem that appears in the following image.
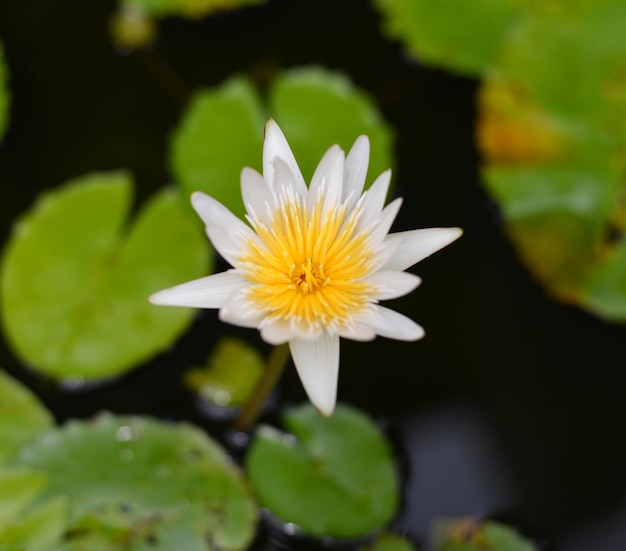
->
[232,343,290,432]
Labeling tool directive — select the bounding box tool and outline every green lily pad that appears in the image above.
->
[434,518,537,551]
[475,0,626,319]
[246,403,398,538]
[170,77,265,221]
[184,337,264,407]
[579,238,626,321]
[268,67,394,185]
[0,41,9,141]
[170,68,394,220]
[0,371,53,466]
[360,533,418,551]
[16,413,256,551]
[0,468,69,551]
[374,0,523,75]
[0,172,210,382]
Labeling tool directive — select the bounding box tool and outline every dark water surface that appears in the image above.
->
[1,1,626,549]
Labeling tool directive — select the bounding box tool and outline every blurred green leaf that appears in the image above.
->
[184,337,264,407]
[246,403,398,538]
[376,0,626,320]
[374,0,523,75]
[434,518,537,551]
[17,413,256,551]
[170,77,265,221]
[0,468,48,526]
[269,67,394,185]
[360,533,418,551]
[1,172,210,382]
[0,41,9,142]
[0,468,68,551]
[0,371,53,465]
[0,494,68,551]
[170,68,395,220]
[579,239,626,320]
[475,0,626,318]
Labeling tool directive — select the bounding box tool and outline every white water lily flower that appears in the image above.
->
[150,120,461,416]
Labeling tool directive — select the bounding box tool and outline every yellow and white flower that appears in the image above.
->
[150,120,461,415]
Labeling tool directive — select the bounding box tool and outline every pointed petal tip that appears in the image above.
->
[448,226,464,240]
[148,288,183,307]
[264,118,282,141]
[316,400,336,417]
[435,226,463,251]
[190,191,214,221]
[148,291,164,305]
[289,334,340,420]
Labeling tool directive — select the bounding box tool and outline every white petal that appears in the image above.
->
[310,145,342,196]
[382,227,463,271]
[343,135,369,208]
[356,169,391,233]
[273,156,307,203]
[219,291,264,329]
[369,197,402,245]
[149,270,246,308]
[363,305,425,341]
[336,323,377,342]
[289,332,340,416]
[191,192,258,267]
[309,145,344,216]
[366,271,422,300]
[263,119,305,193]
[260,320,293,345]
[241,167,272,226]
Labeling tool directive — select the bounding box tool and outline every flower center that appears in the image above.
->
[291,259,326,294]
[238,191,375,332]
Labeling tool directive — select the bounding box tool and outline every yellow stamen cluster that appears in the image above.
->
[240,190,374,331]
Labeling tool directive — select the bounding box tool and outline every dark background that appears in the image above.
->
[1,1,625,549]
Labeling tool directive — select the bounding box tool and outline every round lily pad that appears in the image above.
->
[268,67,394,185]
[246,403,399,538]
[373,0,523,75]
[170,68,394,220]
[16,414,257,551]
[0,468,68,551]
[184,337,264,408]
[435,518,538,551]
[170,77,265,221]
[0,371,53,466]
[0,172,210,382]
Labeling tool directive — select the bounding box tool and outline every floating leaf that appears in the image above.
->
[1,172,210,382]
[16,414,256,551]
[170,68,394,220]
[360,533,418,551]
[0,468,68,551]
[578,238,626,320]
[184,337,264,408]
[0,371,53,465]
[0,41,9,141]
[268,67,394,184]
[246,404,398,538]
[170,78,265,221]
[374,0,523,75]
[476,0,626,318]
[434,518,537,551]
